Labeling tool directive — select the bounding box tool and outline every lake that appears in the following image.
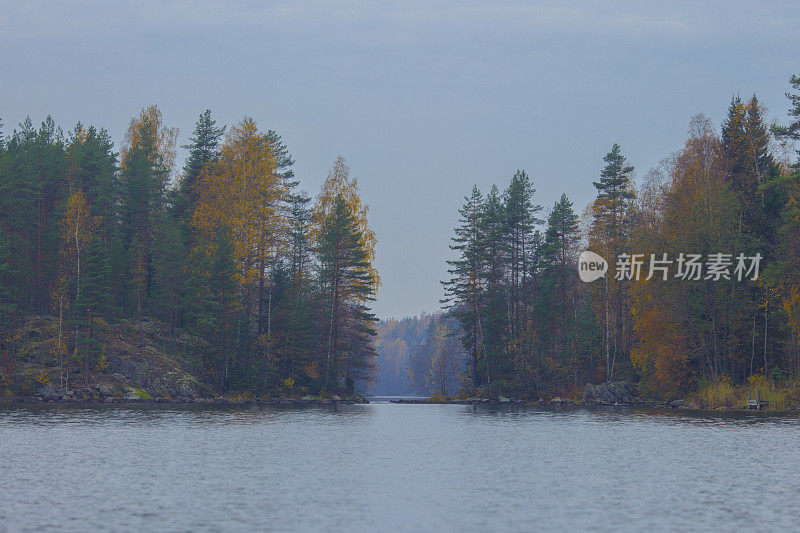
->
[2,402,800,531]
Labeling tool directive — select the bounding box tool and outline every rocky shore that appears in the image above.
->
[0,316,370,406]
[391,381,704,409]
[3,392,369,405]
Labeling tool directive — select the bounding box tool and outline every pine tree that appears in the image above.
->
[77,236,112,330]
[118,106,177,320]
[179,110,224,223]
[0,234,19,385]
[280,192,317,386]
[66,124,117,247]
[542,193,580,311]
[479,185,508,387]
[267,129,298,190]
[317,195,378,392]
[591,143,635,381]
[209,226,238,392]
[442,185,485,388]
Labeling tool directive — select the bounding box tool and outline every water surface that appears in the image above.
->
[2,403,799,531]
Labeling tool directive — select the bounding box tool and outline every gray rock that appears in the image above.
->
[112,373,126,383]
[582,381,639,405]
[178,380,199,400]
[498,396,511,403]
[123,388,140,401]
[37,384,62,401]
[331,395,342,401]
[669,399,685,408]
[97,384,115,397]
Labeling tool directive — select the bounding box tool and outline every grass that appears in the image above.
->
[425,391,449,403]
[695,376,797,410]
[133,387,152,400]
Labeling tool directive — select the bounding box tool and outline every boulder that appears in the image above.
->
[498,396,511,403]
[669,399,685,408]
[582,381,639,405]
[122,387,141,401]
[36,384,62,401]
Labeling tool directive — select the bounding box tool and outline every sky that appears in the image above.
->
[2,1,800,320]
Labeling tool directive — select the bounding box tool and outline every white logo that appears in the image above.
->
[578,250,608,282]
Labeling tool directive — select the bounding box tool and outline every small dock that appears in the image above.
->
[747,390,769,410]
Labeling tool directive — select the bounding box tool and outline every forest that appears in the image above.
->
[429,76,800,404]
[0,107,379,398]
[373,75,800,406]
[3,75,800,405]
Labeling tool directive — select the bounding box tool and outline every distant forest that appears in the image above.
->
[0,107,378,397]
[372,313,464,396]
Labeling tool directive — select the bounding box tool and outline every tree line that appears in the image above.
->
[0,106,379,397]
[443,76,800,400]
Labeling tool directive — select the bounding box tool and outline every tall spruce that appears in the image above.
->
[442,185,485,388]
[317,195,378,393]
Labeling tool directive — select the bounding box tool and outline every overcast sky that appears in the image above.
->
[2,1,800,319]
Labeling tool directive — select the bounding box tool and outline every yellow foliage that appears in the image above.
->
[120,105,178,180]
[192,117,288,286]
[311,156,380,291]
[696,376,792,411]
[746,374,789,411]
[59,189,96,260]
[697,377,738,409]
[96,349,109,371]
[301,361,320,380]
[630,280,691,398]
[425,391,447,403]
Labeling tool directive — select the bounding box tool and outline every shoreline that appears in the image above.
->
[4,395,798,413]
[0,396,369,406]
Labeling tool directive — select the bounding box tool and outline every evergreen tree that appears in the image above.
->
[78,236,113,331]
[280,192,317,387]
[591,143,635,381]
[542,193,580,311]
[209,226,238,392]
[179,110,224,223]
[0,234,18,380]
[117,106,177,323]
[502,170,542,363]
[442,185,485,388]
[317,195,378,392]
[480,185,509,387]
[267,129,298,190]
